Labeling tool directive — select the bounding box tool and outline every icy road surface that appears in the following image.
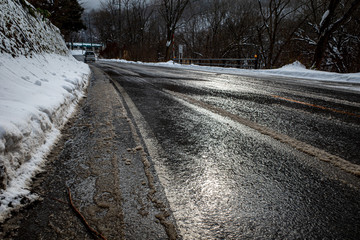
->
[98,61,360,239]
[4,61,360,239]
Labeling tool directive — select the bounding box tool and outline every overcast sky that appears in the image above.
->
[80,0,103,11]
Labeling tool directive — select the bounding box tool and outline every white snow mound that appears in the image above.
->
[0,0,91,222]
[0,53,89,222]
[277,61,306,71]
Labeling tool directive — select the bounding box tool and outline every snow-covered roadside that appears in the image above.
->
[0,53,90,222]
[102,59,360,92]
[71,49,86,55]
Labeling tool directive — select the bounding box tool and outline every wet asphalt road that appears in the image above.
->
[95,61,360,239]
[1,64,177,239]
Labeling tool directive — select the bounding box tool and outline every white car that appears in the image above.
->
[84,51,96,63]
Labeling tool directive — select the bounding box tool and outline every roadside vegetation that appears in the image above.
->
[20,0,360,72]
[76,0,360,73]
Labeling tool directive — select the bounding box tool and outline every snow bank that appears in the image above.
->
[0,53,89,221]
[71,49,85,55]
[0,0,90,222]
[266,61,360,84]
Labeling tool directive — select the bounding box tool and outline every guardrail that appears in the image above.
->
[173,58,258,69]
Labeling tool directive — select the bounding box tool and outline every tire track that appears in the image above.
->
[165,89,360,177]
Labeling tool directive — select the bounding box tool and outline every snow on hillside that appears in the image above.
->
[0,0,67,56]
[0,0,90,221]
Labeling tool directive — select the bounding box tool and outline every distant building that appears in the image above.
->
[66,42,104,52]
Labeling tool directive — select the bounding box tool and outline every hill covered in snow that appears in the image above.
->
[0,0,90,221]
[0,0,68,57]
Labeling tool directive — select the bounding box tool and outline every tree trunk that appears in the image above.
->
[165,30,174,61]
[312,32,330,69]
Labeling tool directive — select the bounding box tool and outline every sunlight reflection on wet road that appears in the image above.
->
[99,61,360,239]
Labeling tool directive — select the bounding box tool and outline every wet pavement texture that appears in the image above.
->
[97,62,360,239]
[1,66,177,239]
[2,61,360,239]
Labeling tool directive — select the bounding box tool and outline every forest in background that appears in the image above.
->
[31,0,360,73]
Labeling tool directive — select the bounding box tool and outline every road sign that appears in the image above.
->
[179,45,183,54]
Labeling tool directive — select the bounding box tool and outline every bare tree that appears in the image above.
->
[94,9,114,42]
[202,0,229,57]
[311,0,360,69]
[123,0,153,60]
[87,0,360,72]
[177,1,206,58]
[158,0,191,60]
[223,0,258,58]
[257,0,307,68]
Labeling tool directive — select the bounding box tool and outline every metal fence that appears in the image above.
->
[173,58,258,69]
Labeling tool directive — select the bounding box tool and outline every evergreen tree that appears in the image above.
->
[28,0,86,41]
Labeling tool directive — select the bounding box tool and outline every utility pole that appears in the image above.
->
[87,14,93,51]
[113,0,122,58]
